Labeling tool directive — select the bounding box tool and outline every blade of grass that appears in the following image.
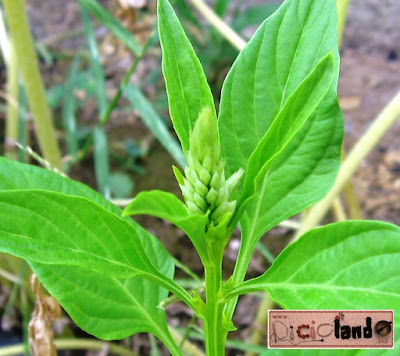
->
[20,289,30,356]
[2,0,63,170]
[99,29,158,128]
[255,242,275,265]
[123,84,186,166]
[149,335,162,356]
[215,0,231,17]
[17,85,28,163]
[80,4,110,197]
[73,30,154,164]
[93,127,111,198]
[62,51,82,164]
[80,4,108,117]
[2,263,28,331]
[78,0,142,56]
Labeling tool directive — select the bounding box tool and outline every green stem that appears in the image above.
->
[204,260,226,356]
[2,0,63,171]
[223,241,254,323]
[149,272,200,315]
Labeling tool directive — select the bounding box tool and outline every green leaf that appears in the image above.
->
[219,0,343,252]
[78,0,142,56]
[238,53,335,208]
[233,221,400,322]
[123,84,186,166]
[219,0,341,172]
[0,160,181,344]
[158,0,216,153]
[0,189,166,279]
[123,190,208,261]
[232,3,280,32]
[0,157,118,213]
[29,229,175,341]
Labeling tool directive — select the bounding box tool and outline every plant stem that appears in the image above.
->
[204,261,226,356]
[294,89,400,240]
[2,0,63,171]
[223,242,253,323]
[0,339,138,356]
[336,0,351,48]
[187,0,246,51]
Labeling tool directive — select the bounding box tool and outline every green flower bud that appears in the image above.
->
[205,187,218,205]
[176,107,244,226]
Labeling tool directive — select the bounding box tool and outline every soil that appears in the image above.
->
[0,0,399,354]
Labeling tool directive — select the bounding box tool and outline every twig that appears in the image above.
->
[187,0,246,50]
[294,89,400,240]
[332,197,347,221]
[336,0,351,48]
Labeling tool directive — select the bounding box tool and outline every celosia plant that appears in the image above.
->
[0,0,398,354]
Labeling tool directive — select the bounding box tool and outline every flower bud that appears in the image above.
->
[176,107,244,226]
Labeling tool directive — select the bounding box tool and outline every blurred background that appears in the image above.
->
[0,0,399,354]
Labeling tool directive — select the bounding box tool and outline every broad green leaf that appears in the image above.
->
[0,190,167,279]
[78,0,142,56]
[219,0,343,255]
[238,53,335,208]
[123,84,186,166]
[29,231,175,342]
[158,0,216,153]
[123,190,208,260]
[0,157,118,212]
[219,0,341,172]
[0,145,177,344]
[234,221,400,322]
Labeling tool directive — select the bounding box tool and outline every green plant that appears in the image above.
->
[0,0,399,355]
